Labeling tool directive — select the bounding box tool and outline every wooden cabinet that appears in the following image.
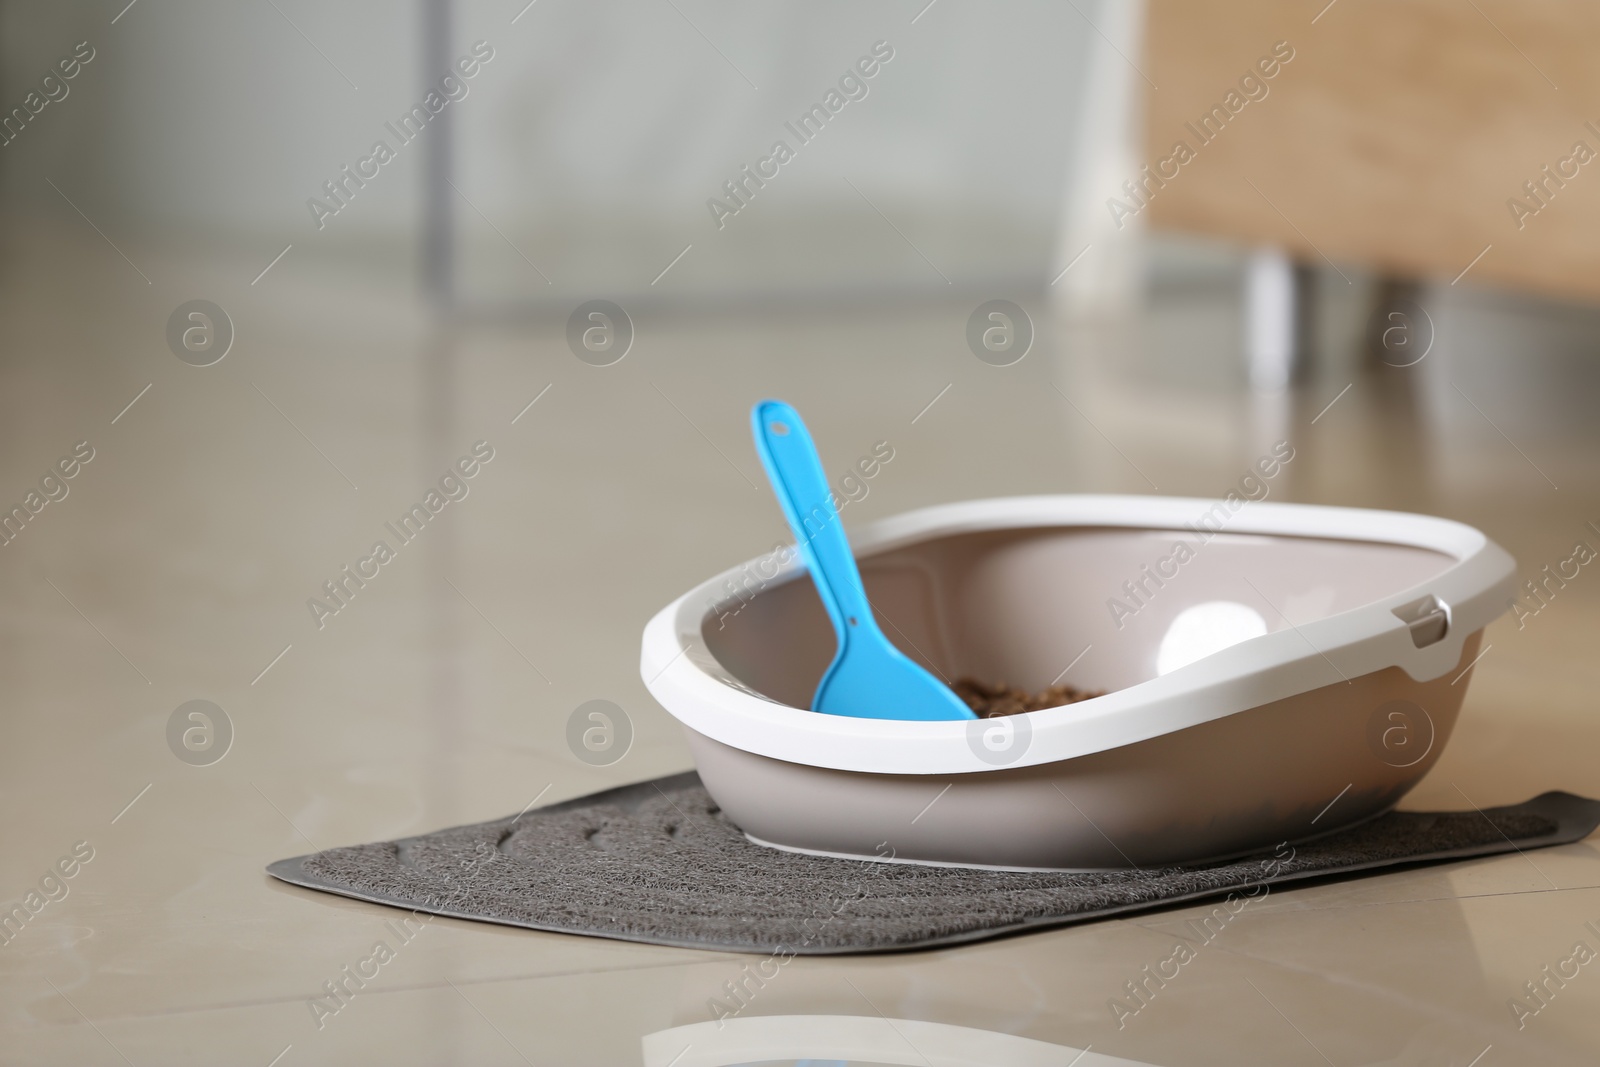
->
[1143,0,1600,301]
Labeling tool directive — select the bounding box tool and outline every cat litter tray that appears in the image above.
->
[640,495,1517,870]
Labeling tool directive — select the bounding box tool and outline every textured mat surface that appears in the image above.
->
[267,773,1600,954]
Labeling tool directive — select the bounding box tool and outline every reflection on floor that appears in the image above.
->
[644,1015,1145,1066]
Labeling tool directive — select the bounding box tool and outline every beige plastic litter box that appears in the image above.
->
[640,496,1517,870]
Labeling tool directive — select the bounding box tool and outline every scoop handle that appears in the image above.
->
[750,400,874,647]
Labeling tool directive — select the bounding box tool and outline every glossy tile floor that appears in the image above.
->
[3,227,1600,1065]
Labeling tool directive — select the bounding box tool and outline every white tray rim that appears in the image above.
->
[639,495,1517,775]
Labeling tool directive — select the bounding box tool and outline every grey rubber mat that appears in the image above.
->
[266,773,1600,954]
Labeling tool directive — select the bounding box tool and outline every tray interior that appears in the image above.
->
[702,525,1455,706]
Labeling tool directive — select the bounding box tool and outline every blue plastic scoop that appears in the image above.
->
[751,399,975,722]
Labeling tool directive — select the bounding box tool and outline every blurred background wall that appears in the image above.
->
[0,0,1113,304]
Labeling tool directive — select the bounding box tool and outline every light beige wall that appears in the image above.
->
[1,0,1105,304]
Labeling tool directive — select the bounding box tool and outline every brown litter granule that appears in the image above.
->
[951,677,1105,718]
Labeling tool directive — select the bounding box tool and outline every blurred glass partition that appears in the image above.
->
[447,0,1099,307]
